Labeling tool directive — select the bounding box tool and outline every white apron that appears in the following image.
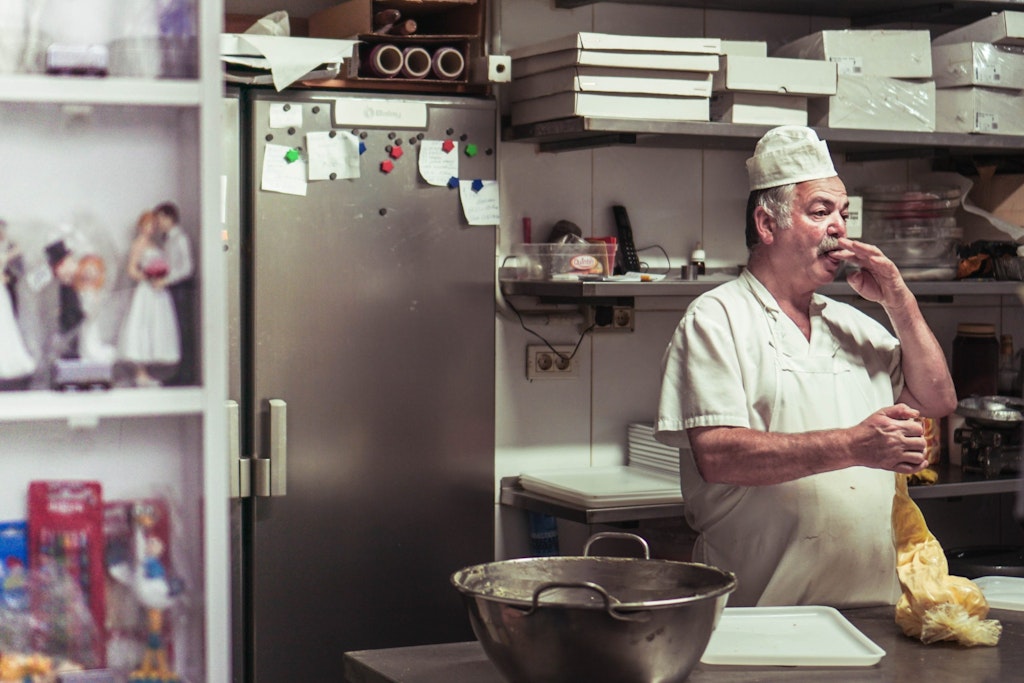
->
[694,303,901,608]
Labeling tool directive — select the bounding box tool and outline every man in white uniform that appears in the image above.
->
[655,126,957,608]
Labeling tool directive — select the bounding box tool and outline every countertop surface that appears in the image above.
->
[343,605,1024,683]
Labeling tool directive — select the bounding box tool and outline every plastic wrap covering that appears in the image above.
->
[932,42,1024,90]
[773,29,932,79]
[936,87,1024,135]
[810,76,936,132]
[893,474,1002,647]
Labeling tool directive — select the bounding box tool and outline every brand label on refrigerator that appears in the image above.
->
[330,98,428,129]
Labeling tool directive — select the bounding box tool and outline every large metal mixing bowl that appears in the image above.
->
[450,533,736,683]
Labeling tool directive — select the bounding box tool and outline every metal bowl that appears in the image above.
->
[450,533,736,683]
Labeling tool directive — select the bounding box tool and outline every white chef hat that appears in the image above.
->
[746,126,837,191]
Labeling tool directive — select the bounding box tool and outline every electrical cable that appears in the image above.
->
[505,297,594,361]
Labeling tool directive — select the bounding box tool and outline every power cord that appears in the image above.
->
[505,297,594,361]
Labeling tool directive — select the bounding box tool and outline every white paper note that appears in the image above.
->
[269,102,303,129]
[261,143,308,196]
[418,139,459,187]
[307,131,361,181]
[460,180,500,226]
[236,35,356,91]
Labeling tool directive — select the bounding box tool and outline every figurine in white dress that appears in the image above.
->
[118,211,180,387]
[0,222,35,383]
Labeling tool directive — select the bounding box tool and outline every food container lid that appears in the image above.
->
[956,323,997,336]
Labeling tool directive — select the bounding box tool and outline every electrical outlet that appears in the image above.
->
[526,345,578,380]
[584,304,635,332]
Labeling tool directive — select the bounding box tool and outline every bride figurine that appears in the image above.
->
[117,211,180,387]
[0,221,36,386]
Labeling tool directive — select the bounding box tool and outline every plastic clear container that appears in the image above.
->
[510,243,615,280]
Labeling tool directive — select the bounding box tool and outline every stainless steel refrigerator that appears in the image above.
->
[223,88,497,683]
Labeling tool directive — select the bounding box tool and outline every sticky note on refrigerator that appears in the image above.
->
[419,139,459,187]
[261,142,307,196]
[306,131,360,181]
[268,102,302,129]
[459,179,499,226]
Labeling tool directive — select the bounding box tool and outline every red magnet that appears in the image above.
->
[441,139,455,153]
[390,145,404,160]
[380,160,395,174]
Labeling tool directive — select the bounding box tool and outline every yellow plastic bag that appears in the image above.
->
[892,473,1001,646]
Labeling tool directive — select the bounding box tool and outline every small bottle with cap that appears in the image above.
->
[690,242,706,277]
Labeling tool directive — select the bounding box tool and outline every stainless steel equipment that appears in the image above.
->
[451,533,736,683]
[224,87,497,683]
[954,396,1024,478]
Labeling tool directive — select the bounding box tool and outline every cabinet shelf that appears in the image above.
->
[503,118,1024,156]
[0,387,206,423]
[501,276,1024,302]
[0,74,203,106]
[553,0,1022,27]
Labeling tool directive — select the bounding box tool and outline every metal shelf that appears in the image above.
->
[501,465,1020,525]
[503,118,1024,156]
[553,0,1023,27]
[501,276,1024,302]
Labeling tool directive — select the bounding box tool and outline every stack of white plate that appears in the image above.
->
[628,423,681,477]
[519,466,682,508]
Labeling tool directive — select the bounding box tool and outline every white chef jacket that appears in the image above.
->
[655,269,904,608]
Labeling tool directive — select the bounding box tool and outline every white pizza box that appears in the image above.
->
[720,40,768,57]
[510,91,710,126]
[508,32,721,60]
[773,29,933,79]
[512,48,720,79]
[810,75,935,132]
[713,55,837,95]
[932,11,1024,47]
[519,465,682,508]
[711,92,808,125]
[509,66,713,102]
[936,87,1024,135]
[931,42,1024,90]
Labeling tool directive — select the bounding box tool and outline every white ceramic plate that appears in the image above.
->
[700,606,885,666]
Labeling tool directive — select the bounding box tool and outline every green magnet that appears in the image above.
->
[284,148,300,163]
[464,143,478,157]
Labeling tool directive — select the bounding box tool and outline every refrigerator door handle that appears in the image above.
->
[254,398,288,497]
[227,400,251,499]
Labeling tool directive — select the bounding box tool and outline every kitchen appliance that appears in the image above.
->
[953,395,1024,478]
[451,532,736,683]
[224,87,497,683]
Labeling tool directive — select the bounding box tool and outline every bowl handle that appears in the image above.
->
[583,531,651,559]
[527,581,650,622]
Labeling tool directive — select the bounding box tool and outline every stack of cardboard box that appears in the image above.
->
[508,32,721,126]
[710,40,836,125]
[773,29,936,132]
[931,11,1024,136]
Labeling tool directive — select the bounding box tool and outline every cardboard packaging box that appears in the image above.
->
[710,92,808,125]
[774,29,933,79]
[720,40,767,57]
[960,170,1024,239]
[508,32,721,60]
[510,92,709,126]
[809,75,936,132]
[510,66,713,102]
[931,42,1024,90]
[936,87,1024,135]
[512,49,720,79]
[713,55,836,95]
[932,10,1024,47]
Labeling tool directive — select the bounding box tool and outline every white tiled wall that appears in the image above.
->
[494,1,1024,559]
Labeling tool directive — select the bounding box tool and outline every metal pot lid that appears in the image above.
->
[956,395,1024,426]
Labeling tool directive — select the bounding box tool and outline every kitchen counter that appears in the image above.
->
[343,605,1024,683]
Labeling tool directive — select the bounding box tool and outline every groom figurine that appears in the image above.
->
[153,202,195,385]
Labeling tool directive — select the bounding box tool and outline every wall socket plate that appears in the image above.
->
[583,304,635,332]
[526,345,578,380]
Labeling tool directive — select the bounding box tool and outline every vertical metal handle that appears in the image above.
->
[255,398,287,497]
[227,400,251,499]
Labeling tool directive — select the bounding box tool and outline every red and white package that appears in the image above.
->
[27,480,106,668]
